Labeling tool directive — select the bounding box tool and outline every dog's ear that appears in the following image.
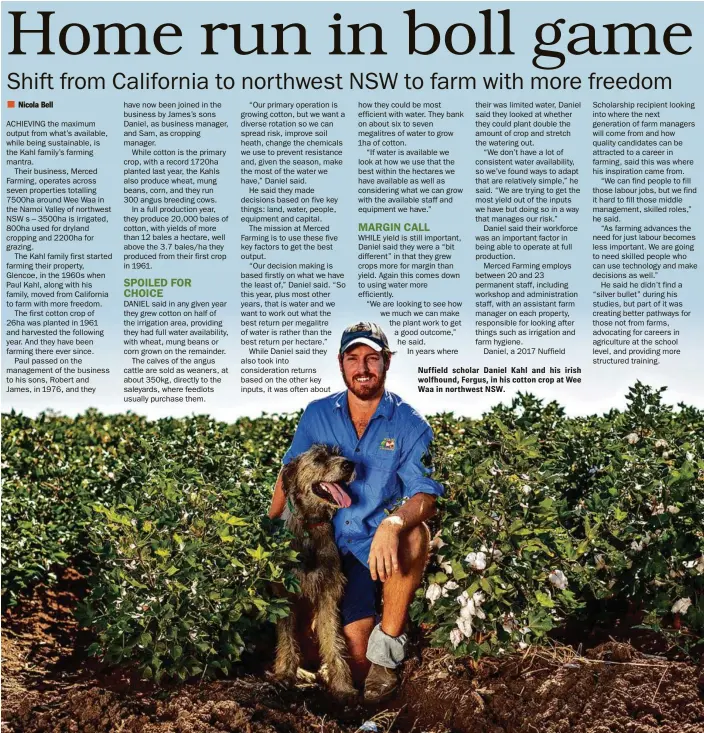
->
[281,458,298,497]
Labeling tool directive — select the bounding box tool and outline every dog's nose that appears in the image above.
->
[343,459,355,473]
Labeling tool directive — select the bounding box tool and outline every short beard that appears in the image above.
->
[342,367,386,401]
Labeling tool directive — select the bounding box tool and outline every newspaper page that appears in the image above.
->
[2,2,703,731]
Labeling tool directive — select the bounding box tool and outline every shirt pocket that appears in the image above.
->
[365,450,400,503]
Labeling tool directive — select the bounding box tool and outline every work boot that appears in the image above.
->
[363,662,399,704]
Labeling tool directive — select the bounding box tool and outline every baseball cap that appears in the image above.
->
[339,322,391,355]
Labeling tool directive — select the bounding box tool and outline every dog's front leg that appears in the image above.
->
[316,591,357,701]
[274,605,300,685]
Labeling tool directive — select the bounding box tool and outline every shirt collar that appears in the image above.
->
[333,389,395,421]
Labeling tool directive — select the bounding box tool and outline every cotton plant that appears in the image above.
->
[413,410,584,659]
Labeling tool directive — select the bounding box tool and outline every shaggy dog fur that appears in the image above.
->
[274,444,357,700]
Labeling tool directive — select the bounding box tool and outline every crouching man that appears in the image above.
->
[268,322,444,704]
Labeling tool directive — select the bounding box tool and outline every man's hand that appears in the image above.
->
[368,516,404,582]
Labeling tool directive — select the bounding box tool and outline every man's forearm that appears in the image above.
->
[268,469,286,519]
[384,493,437,532]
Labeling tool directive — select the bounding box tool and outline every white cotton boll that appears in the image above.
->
[438,554,453,575]
[457,590,470,608]
[651,503,665,516]
[654,439,669,449]
[425,583,442,606]
[442,580,459,597]
[671,597,692,615]
[522,485,532,495]
[625,433,640,445]
[450,628,463,649]
[667,505,680,514]
[548,569,568,590]
[518,641,528,650]
[460,602,475,620]
[456,615,473,638]
[685,452,694,462]
[465,551,487,571]
[683,556,704,574]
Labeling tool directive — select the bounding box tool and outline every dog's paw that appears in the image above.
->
[274,676,298,691]
[328,681,359,704]
[296,667,318,684]
[271,669,298,690]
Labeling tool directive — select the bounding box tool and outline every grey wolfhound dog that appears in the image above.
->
[274,444,357,700]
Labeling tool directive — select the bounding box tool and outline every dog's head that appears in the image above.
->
[282,444,355,521]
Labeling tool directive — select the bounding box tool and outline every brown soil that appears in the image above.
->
[3,570,704,733]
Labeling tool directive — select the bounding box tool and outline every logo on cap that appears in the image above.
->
[340,322,390,355]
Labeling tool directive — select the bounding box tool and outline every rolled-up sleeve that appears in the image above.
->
[397,424,444,499]
[282,408,314,465]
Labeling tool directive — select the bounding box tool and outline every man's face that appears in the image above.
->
[339,344,388,401]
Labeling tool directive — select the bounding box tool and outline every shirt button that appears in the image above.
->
[355,448,360,453]
[345,520,350,525]
[347,539,351,544]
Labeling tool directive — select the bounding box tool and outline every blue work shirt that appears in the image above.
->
[282,389,444,567]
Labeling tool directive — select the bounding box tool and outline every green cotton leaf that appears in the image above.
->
[247,545,270,561]
[139,632,152,646]
[479,577,493,594]
[172,645,183,660]
[534,591,555,608]
[576,539,591,556]
[225,516,248,527]
[466,580,481,596]
[165,565,179,576]
[450,560,468,580]
[123,574,148,590]
[155,548,170,558]
[613,507,627,522]
[430,572,449,584]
